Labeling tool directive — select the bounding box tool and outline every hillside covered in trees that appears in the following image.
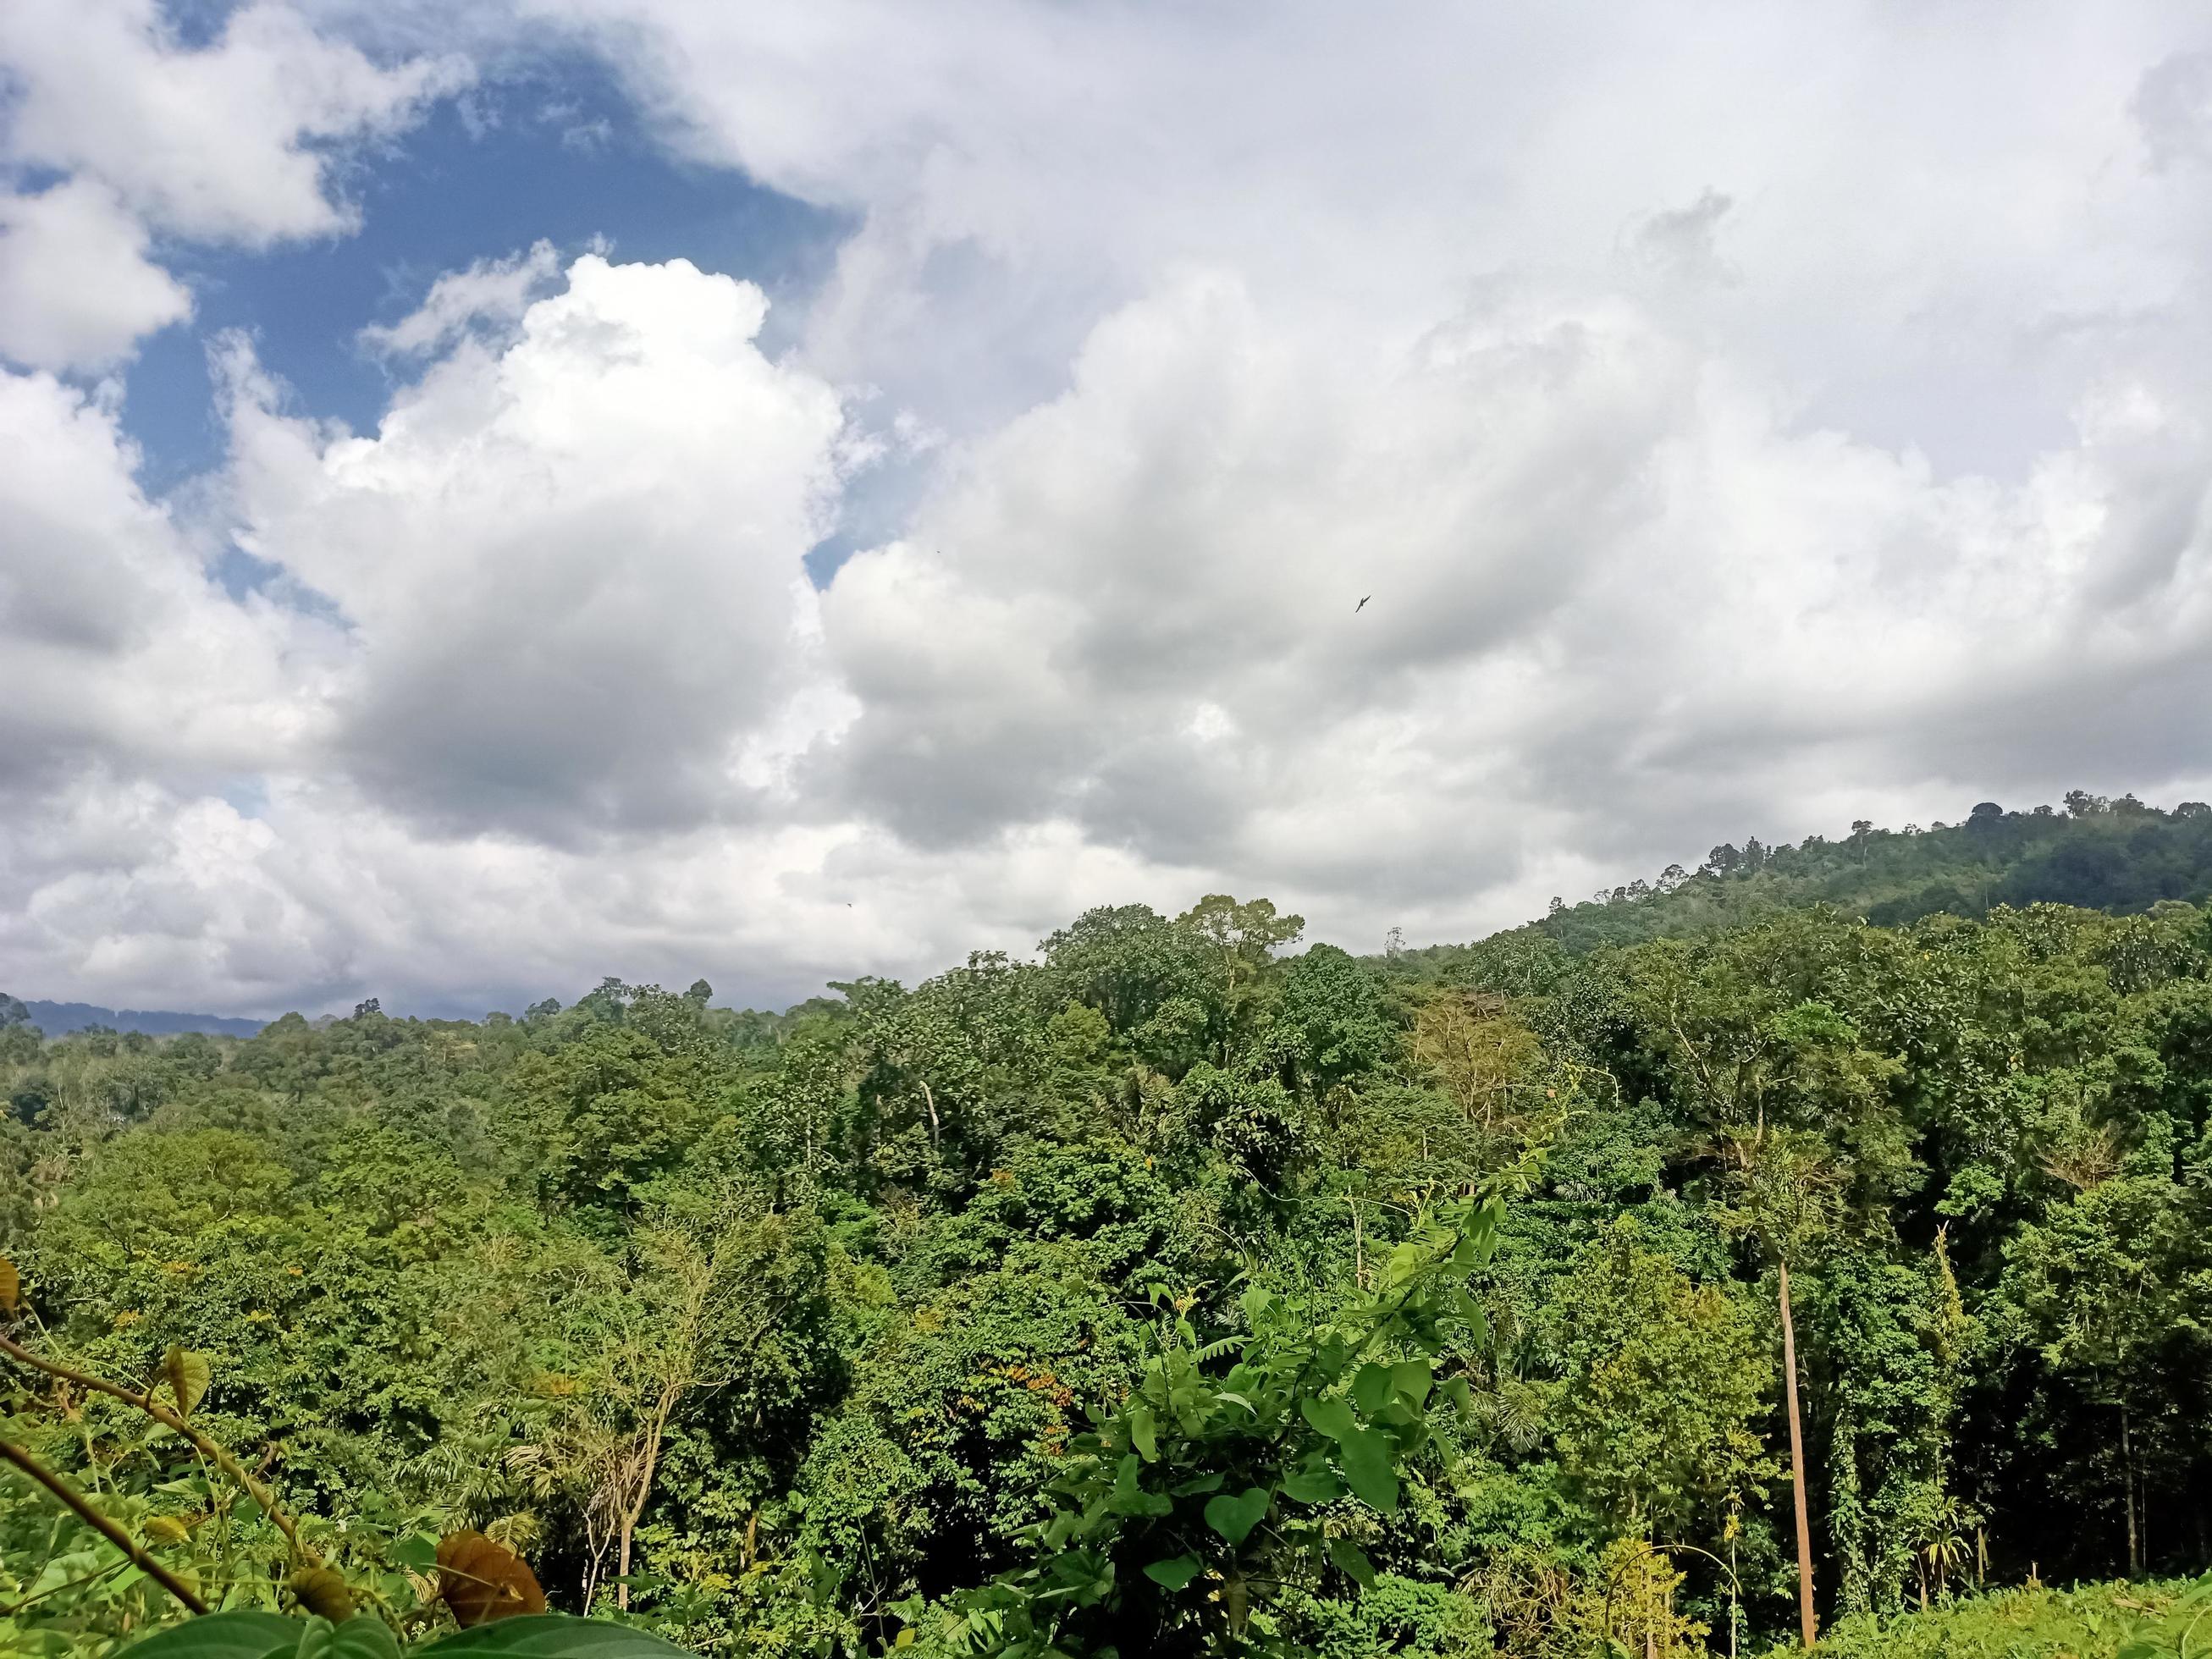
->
[1464,792,2212,957]
[3,871,2211,1654]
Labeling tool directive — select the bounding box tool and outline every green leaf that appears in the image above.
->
[1350,1363,1392,1414]
[112,1612,304,1659]
[1281,1464,1344,1504]
[160,1346,212,1418]
[1387,1359,1433,1404]
[1453,1288,1489,1344]
[1128,1404,1157,1463]
[1338,1426,1399,1513]
[419,1615,692,1656]
[1299,1394,1356,1441]
[1143,1556,1205,1591]
[325,1621,403,1659]
[1201,1485,1271,1548]
[392,1534,440,1572]
[1327,1537,1378,1589]
[1170,1471,1225,1496]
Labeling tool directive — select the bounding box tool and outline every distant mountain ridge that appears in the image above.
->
[1404,790,2212,967]
[3,997,268,1039]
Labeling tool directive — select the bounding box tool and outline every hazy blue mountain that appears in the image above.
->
[8,999,267,1039]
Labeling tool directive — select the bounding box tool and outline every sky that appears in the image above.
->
[4,1,2212,1019]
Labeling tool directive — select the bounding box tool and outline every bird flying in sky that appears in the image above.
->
[1355,595,1371,612]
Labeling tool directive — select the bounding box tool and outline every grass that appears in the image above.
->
[1801,1576,2212,1659]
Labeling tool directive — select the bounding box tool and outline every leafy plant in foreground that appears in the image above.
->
[0,1254,689,1657]
[911,1180,1516,1657]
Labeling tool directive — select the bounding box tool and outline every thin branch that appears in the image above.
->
[0,1434,209,1614]
[0,1331,314,1565]
[0,1555,128,1618]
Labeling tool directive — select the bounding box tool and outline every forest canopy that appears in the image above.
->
[3,812,2211,1656]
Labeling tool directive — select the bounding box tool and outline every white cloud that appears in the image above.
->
[12,3,2212,1013]
[467,0,2209,466]
[0,0,466,245]
[0,0,466,369]
[0,367,325,795]
[0,180,192,371]
[229,254,852,837]
[813,268,2212,944]
[358,240,565,358]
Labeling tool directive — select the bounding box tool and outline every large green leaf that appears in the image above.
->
[1142,1556,1204,1591]
[1327,1537,1377,1589]
[160,1346,212,1419]
[1349,1363,1392,1414]
[1128,1403,1158,1463]
[323,1618,403,1659]
[1200,1486,1271,1548]
[1280,1463,1344,1504]
[419,1614,692,1656]
[1299,1394,1355,1441]
[1387,1359,1433,1404]
[1337,1425,1399,1513]
[391,1535,441,1572]
[274,1628,405,1659]
[112,1612,305,1659]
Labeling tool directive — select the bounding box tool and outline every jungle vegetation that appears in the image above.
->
[3,801,2211,1656]
[1459,791,2212,956]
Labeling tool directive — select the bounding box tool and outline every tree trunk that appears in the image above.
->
[617,1387,679,1610]
[1779,1259,1817,1649]
[2121,1402,2141,1577]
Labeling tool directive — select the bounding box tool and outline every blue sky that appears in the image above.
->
[121,47,847,492]
[3,0,2212,1018]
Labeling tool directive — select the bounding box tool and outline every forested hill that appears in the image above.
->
[1408,791,2212,967]
[6,888,2212,1656]
[11,794,2205,1040]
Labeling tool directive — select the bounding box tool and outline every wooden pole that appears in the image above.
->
[1779,1259,1817,1648]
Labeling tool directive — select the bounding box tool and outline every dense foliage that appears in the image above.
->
[1425,792,2212,959]
[1814,1575,2212,1659]
[4,851,2212,1655]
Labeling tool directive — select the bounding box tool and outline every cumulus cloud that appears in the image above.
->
[0,0,466,370]
[0,181,193,371]
[11,3,2212,1014]
[229,254,852,837]
[358,240,566,359]
[814,267,2212,937]
[0,367,325,794]
[0,0,465,245]
[444,0,2207,460]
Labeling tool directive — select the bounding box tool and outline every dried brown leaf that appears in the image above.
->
[288,1566,356,1621]
[0,1255,19,1314]
[437,1529,547,1627]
